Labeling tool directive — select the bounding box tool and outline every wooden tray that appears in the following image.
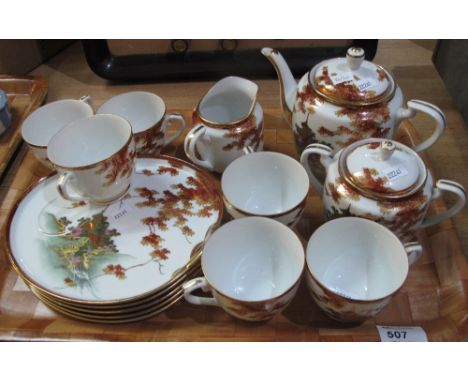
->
[0,75,48,179]
[0,119,466,341]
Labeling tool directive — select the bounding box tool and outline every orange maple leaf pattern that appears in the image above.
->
[95,143,136,187]
[134,164,219,266]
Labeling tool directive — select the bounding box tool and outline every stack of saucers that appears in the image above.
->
[6,157,223,323]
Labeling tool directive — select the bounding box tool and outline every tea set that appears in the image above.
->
[7,46,465,323]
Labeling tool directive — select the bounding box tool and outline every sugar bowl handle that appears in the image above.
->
[300,143,333,195]
[183,277,219,306]
[162,113,186,146]
[404,242,423,266]
[396,100,446,152]
[420,180,466,229]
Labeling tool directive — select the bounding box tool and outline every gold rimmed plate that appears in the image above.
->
[28,264,201,315]
[25,245,204,311]
[32,287,185,324]
[6,156,222,306]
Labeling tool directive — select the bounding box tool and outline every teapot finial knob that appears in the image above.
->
[380,140,396,161]
[346,47,365,70]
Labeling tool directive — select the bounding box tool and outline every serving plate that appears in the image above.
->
[6,156,222,305]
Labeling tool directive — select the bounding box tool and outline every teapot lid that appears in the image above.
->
[339,138,427,200]
[309,47,396,107]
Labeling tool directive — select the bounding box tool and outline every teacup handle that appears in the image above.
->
[185,126,215,171]
[396,100,445,152]
[300,143,334,195]
[404,242,423,266]
[183,277,219,306]
[79,95,95,112]
[419,180,466,230]
[57,172,88,202]
[162,113,186,146]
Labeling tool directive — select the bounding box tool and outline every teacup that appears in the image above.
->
[184,76,264,173]
[97,91,185,155]
[183,217,305,321]
[21,96,94,167]
[221,151,310,227]
[305,217,422,322]
[47,114,136,204]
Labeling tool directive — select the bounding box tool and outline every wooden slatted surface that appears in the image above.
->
[0,117,466,341]
[0,76,48,178]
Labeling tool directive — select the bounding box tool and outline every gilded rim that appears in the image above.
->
[21,97,93,148]
[52,132,134,171]
[221,152,310,218]
[200,218,305,304]
[4,156,223,306]
[223,195,307,219]
[308,63,397,108]
[194,82,258,128]
[338,138,428,200]
[305,218,409,304]
[26,263,202,313]
[32,288,185,324]
[97,91,167,135]
[30,266,200,316]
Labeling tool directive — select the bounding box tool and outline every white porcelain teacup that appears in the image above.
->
[21,96,94,168]
[47,114,136,205]
[221,151,310,227]
[97,91,185,155]
[305,217,422,322]
[183,217,305,321]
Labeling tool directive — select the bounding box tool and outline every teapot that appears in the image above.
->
[300,138,466,242]
[261,47,446,158]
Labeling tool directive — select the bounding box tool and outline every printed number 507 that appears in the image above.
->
[387,330,407,339]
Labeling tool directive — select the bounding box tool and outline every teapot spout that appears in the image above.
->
[261,47,296,127]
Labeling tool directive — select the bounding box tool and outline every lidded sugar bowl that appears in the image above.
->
[301,138,466,242]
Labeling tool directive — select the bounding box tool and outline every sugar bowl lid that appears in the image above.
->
[338,138,427,199]
[309,47,396,106]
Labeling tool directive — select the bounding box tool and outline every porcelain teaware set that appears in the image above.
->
[7,47,465,323]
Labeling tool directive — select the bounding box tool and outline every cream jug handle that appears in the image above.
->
[185,126,215,171]
[396,100,446,152]
[161,113,186,146]
[419,180,466,229]
[183,277,219,307]
[404,242,423,266]
[300,143,333,195]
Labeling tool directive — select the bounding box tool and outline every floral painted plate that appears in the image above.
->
[7,156,222,304]
[26,263,201,315]
[21,242,204,311]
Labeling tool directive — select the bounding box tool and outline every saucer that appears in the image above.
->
[7,156,222,305]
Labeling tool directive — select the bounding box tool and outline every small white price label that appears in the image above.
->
[377,325,428,342]
[108,201,134,224]
[330,72,354,85]
[354,79,376,92]
[383,166,409,181]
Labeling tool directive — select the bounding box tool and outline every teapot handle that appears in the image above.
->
[300,143,333,195]
[396,100,446,152]
[420,180,466,229]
